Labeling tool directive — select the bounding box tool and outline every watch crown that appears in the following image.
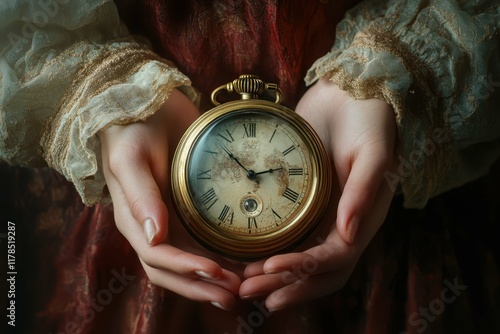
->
[211,74,283,106]
[232,74,265,99]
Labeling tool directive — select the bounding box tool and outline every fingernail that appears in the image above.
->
[263,266,278,275]
[196,270,217,279]
[144,218,156,245]
[347,216,359,244]
[266,305,280,313]
[211,301,229,310]
[240,294,255,299]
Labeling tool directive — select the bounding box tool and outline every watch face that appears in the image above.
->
[172,100,331,260]
[187,109,309,236]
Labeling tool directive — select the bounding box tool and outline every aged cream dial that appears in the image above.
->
[188,111,309,236]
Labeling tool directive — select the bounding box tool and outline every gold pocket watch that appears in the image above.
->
[171,75,331,261]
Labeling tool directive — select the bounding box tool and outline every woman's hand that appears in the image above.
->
[240,79,398,311]
[99,89,242,310]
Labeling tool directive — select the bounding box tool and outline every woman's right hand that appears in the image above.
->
[99,89,242,310]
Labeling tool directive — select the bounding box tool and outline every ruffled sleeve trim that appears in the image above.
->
[306,25,454,208]
[41,42,195,205]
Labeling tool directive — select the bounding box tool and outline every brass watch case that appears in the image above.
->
[171,98,331,261]
[171,74,331,261]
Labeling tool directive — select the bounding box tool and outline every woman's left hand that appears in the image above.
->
[239,79,398,311]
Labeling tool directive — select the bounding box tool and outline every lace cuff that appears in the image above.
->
[38,44,194,205]
[306,0,500,208]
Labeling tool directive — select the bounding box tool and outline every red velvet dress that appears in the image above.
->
[2,1,499,333]
[116,0,359,108]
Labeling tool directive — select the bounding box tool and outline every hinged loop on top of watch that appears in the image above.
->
[211,74,284,106]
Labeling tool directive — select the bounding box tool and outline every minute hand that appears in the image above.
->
[219,145,249,172]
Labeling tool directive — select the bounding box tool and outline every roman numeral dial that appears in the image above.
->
[184,111,311,239]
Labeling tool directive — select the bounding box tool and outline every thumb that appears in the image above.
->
[335,150,389,245]
[106,150,169,246]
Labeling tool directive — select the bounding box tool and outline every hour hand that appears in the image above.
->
[246,167,282,181]
[254,167,283,176]
[219,144,249,172]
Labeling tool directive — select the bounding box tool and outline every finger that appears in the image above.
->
[353,169,397,247]
[139,243,225,278]
[262,253,316,274]
[202,268,242,294]
[239,272,299,299]
[262,240,355,277]
[107,152,169,246]
[243,259,267,278]
[142,260,238,310]
[335,148,391,245]
[265,272,345,311]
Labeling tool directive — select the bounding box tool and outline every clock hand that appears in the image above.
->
[254,167,283,176]
[219,145,249,172]
[218,145,281,180]
[246,167,283,181]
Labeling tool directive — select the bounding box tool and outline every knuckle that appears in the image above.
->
[129,196,145,221]
[140,252,156,268]
[108,144,144,176]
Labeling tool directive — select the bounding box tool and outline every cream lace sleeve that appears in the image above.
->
[306,0,500,208]
[0,0,196,205]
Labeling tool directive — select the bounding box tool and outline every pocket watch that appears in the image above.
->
[171,75,331,261]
